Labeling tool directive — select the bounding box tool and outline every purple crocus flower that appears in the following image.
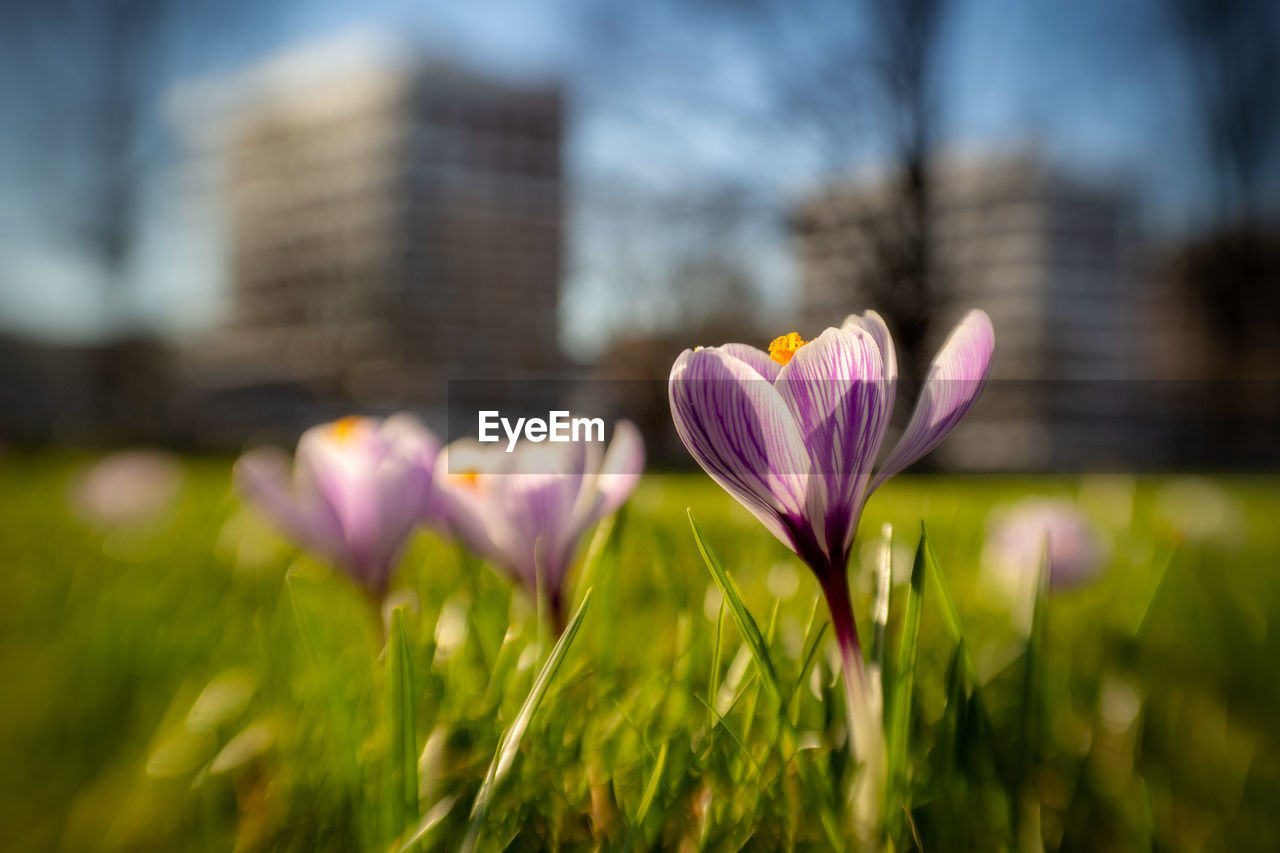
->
[234,414,442,599]
[434,420,644,631]
[669,309,993,756]
[984,498,1107,591]
[983,497,1107,630]
[72,449,184,526]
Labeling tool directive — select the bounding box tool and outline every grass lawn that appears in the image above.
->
[2,453,1278,850]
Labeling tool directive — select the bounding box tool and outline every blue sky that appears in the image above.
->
[0,0,1214,351]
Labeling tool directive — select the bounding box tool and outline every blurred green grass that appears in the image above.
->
[1,453,1279,850]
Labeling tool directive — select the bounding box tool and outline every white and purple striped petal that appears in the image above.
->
[718,343,783,381]
[872,309,994,489]
[842,309,898,396]
[669,346,812,551]
[434,420,644,626]
[668,308,993,582]
[774,327,892,563]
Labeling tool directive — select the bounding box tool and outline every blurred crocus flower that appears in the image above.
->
[983,497,1108,631]
[234,415,441,599]
[434,420,644,630]
[985,498,1107,590]
[669,309,993,794]
[72,449,184,526]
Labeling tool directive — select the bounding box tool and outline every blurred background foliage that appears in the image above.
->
[1,454,1277,850]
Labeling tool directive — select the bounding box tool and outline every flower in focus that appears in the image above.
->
[72,449,185,526]
[233,415,441,598]
[983,497,1108,631]
[434,420,644,630]
[668,309,993,802]
[669,309,993,652]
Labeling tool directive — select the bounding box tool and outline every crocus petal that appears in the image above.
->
[435,423,645,605]
[985,498,1106,591]
[433,441,511,568]
[234,447,344,560]
[594,419,645,520]
[552,419,647,582]
[719,343,783,381]
[296,420,438,590]
[296,427,393,582]
[361,459,430,585]
[490,438,593,589]
[872,309,994,488]
[381,414,442,524]
[381,413,439,464]
[498,472,581,587]
[669,347,811,550]
[842,310,897,392]
[234,414,444,597]
[774,326,892,562]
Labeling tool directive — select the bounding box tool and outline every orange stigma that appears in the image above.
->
[331,416,365,442]
[768,332,808,365]
[453,470,480,489]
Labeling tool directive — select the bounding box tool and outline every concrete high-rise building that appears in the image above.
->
[791,152,1150,469]
[184,39,563,424]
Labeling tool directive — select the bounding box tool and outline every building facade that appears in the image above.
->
[190,50,563,429]
[792,153,1152,470]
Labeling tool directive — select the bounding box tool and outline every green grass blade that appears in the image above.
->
[398,614,418,817]
[285,571,363,784]
[383,606,418,843]
[694,693,761,774]
[688,510,781,698]
[937,645,965,774]
[786,621,829,709]
[740,603,776,744]
[922,524,983,690]
[392,796,458,852]
[785,593,824,723]
[885,529,927,836]
[1130,542,1178,637]
[621,741,669,852]
[463,587,594,851]
[1015,540,1051,853]
[708,595,726,732]
[635,741,668,824]
[573,510,617,607]
[920,523,1011,785]
[611,698,659,764]
[1019,540,1050,776]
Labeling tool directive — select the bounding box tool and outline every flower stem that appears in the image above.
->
[819,568,865,695]
[819,565,886,840]
[548,586,568,637]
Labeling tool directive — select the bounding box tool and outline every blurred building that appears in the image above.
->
[0,333,176,445]
[179,41,564,439]
[792,152,1155,470]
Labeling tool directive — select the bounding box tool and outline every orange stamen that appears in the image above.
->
[768,332,808,366]
[453,470,480,489]
[331,416,365,442]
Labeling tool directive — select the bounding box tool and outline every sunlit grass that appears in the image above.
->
[1,454,1278,850]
